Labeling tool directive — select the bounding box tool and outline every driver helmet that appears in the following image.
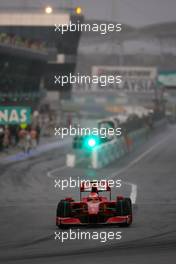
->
[88,192,99,202]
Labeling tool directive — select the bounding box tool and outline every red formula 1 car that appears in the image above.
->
[56,181,132,228]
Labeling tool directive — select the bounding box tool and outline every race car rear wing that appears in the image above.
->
[80,181,111,199]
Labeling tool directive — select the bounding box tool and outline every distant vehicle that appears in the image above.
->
[56,181,132,228]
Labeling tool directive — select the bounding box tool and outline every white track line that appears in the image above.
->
[124,182,137,205]
[111,134,170,178]
[47,158,84,178]
[47,165,67,178]
[108,134,171,204]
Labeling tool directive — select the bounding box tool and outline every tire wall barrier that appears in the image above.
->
[66,150,88,167]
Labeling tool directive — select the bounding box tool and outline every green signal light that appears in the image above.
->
[84,136,99,150]
[88,138,96,147]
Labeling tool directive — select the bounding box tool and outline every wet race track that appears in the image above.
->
[0,125,176,264]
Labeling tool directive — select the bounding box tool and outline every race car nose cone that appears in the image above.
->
[88,203,99,214]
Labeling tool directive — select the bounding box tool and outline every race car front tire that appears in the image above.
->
[116,198,132,226]
[56,200,72,228]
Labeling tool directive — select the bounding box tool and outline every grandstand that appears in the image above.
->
[0,32,47,107]
[0,8,83,121]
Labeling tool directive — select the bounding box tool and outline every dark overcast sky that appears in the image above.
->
[72,0,176,26]
[0,0,176,26]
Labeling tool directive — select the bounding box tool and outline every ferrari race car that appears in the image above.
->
[56,181,132,228]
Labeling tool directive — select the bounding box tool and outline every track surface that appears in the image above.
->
[0,125,176,264]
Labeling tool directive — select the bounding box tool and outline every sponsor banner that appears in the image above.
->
[158,72,176,86]
[92,66,157,80]
[91,66,157,92]
[72,94,128,105]
[0,106,31,125]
